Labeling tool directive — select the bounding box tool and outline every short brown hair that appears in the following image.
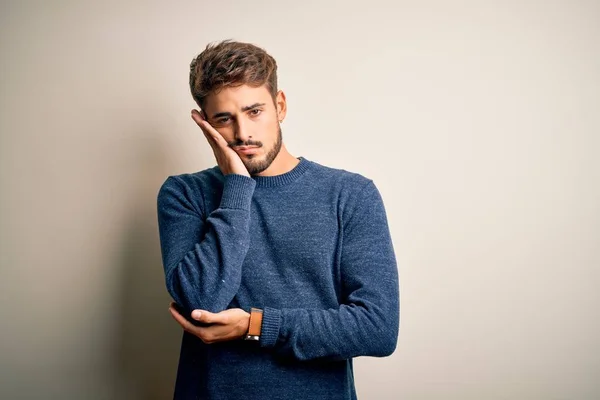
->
[189,39,278,110]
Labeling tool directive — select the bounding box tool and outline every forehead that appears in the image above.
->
[205,84,272,112]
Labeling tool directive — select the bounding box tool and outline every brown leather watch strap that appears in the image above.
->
[247,307,263,337]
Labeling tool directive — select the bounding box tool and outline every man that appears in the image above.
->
[156,39,400,399]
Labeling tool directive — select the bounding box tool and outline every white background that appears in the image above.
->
[1,0,598,398]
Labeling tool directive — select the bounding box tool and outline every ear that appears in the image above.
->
[275,90,287,122]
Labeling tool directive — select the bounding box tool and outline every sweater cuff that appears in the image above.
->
[220,174,256,210]
[259,306,281,348]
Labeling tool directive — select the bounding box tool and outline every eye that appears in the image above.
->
[217,117,230,124]
[250,109,262,116]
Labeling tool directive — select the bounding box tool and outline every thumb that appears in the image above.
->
[191,309,216,323]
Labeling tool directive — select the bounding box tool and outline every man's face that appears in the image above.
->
[202,84,286,176]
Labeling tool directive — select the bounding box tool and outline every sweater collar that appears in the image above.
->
[251,156,312,188]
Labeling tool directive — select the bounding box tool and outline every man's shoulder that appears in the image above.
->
[309,158,374,194]
[157,165,223,200]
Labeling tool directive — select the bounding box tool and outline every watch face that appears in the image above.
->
[244,335,260,341]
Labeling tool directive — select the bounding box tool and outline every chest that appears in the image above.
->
[240,195,342,304]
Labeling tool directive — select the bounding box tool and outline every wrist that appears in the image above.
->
[244,307,263,341]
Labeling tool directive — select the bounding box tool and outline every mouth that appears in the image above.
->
[235,146,260,154]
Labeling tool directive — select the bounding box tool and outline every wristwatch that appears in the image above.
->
[244,307,263,341]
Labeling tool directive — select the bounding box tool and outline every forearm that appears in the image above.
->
[166,207,251,313]
[158,174,256,313]
[259,287,399,362]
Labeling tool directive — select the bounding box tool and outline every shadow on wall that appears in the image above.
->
[112,128,182,400]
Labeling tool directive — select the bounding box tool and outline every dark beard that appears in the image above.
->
[244,125,283,176]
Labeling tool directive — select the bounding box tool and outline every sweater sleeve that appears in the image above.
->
[156,173,256,314]
[258,180,400,361]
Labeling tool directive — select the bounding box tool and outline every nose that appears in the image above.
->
[234,117,252,143]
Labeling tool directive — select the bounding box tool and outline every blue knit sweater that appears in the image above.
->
[156,156,400,399]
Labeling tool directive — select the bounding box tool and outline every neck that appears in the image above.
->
[253,145,299,177]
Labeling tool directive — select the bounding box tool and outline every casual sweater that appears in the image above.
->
[156,156,400,400]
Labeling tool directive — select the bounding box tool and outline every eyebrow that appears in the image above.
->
[211,103,266,119]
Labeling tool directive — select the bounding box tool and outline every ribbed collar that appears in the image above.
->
[251,156,312,188]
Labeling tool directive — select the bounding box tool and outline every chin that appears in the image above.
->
[246,154,276,175]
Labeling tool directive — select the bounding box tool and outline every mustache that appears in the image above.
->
[230,141,262,148]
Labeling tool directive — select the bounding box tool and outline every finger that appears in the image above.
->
[191,309,220,324]
[168,304,195,332]
[191,109,229,148]
[191,109,205,125]
[191,109,213,132]
[192,309,206,321]
[191,110,211,137]
[168,303,185,322]
[191,111,220,153]
[168,301,180,315]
